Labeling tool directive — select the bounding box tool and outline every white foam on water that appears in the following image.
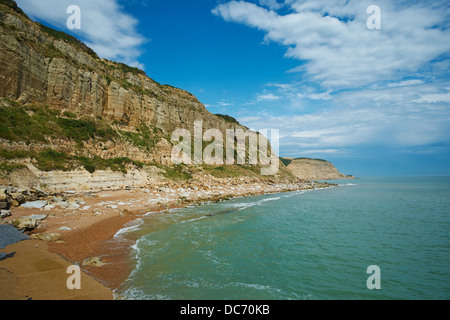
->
[181,216,208,223]
[143,211,159,217]
[113,286,157,300]
[232,282,279,292]
[260,196,281,203]
[114,218,144,239]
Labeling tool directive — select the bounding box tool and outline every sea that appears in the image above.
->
[113,177,450,300]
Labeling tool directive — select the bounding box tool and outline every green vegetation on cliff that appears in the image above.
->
[0,147,143,174]
[215,114,240,125]
[0,99,119,144]
[37,22,98,59]
[0,99,153,173]
[0,0,27,17]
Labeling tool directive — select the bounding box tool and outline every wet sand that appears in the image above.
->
[0,240,112,300]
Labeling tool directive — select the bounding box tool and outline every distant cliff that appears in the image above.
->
[281,158,354,181]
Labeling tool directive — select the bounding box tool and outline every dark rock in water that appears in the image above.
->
[0,225,30,249]
[0,251,16,262]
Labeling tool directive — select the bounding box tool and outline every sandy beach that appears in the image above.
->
[0,180,330,300]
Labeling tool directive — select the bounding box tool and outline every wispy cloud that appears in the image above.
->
[16,0,147,69]
[214,0,450,160]
[387,79,424,88]
[212,0,450,89]
[237,81,450,157]
[413,92,450,104]
[257,93,281,101]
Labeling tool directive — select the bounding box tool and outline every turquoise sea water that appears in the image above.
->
[114,177,450,300]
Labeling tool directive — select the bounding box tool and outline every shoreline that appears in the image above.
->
[0,180,335,300]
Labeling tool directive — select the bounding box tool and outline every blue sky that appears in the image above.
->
[15,0,450,177]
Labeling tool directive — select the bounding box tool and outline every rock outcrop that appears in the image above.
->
[281,158,354,181]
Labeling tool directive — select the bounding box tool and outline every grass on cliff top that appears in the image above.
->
[280,157,329,166]
[108,61,146,77]
[0,0,28,18]
[279,158,293,167]
[215,114,240,125]
[37,22,98,59]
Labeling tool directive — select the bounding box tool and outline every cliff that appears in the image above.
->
[0,0,236,140]
[280,158,354,181]
[0,1,295,191]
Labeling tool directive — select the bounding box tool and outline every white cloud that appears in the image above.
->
[413,92,450,104]
[236,83,450,156]
[16,0,147,69]
[212,0,450,89]
[218,100,233,106]
[257,93,281,101]
[212,1,450,158]
[387,80,424,88]
[306,91,332,101]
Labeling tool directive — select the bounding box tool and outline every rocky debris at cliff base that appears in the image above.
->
[0,186,48,211]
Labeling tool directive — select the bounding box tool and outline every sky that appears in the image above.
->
[15,0,450,177]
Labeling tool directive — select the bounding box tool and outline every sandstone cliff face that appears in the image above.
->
[0,2,239,146]
[282,158,354,181]
[0,1,295,192]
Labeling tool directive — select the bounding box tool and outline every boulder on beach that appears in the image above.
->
[0,209,11,218]
[82,257,106,267]
[30,233,62,242]
[28,214,47,221]
[10,217,38,231]
[21,200,48,209]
